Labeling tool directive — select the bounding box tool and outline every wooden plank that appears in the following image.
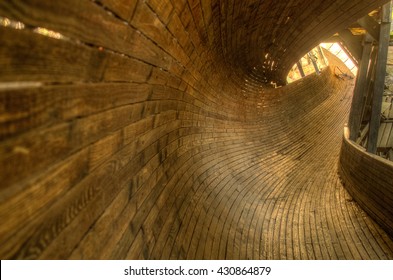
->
[0,0,177,71]
[1,116,181,259]
[381,123,392,148]
[388,125,393,148]
[167,13,190,49]
[389,99,393,119]
[348,35,373,141]
[146,0,174,25]
[368,3,392,153]
[0,27,152,83]
[339,32,363,65]
[356,123,369,145]
[0,123,73,190]
[97,0,137,21]
[0,148,89,248]
[357,15,380,41]
[377,122,386,147]
[296,62,306,77]
[360,47,378,125]
[0,96,181,190]
[130,1,189,66]
[0,83,152,139]
[382,102,391,118]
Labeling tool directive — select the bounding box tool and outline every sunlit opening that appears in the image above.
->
[321,43,358,76]
[287,43,358,84]
[287,46,328,84]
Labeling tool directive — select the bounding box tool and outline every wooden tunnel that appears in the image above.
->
[1,0,393,259]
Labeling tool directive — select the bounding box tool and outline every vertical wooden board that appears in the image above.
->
[378,123,386,147]
[388,124,393,148]
[380,123,392,148]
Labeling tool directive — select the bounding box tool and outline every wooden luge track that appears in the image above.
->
[1,0,393,259]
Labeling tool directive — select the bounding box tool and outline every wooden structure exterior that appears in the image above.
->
[1,0,393,259]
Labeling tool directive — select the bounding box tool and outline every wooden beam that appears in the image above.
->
[367,3,392,154]
[348,34,373,141]
[338,41,359,66]
[296,61,306,77]
[308,52,320,74]
[360,48,378,126]
[317,46,328,67]
[357,15,380,41]
[338,29,363,62]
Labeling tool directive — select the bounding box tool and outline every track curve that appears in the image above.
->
[1,0,393,260]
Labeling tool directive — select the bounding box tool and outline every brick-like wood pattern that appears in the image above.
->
[340,128,393,237]
[0,0,392,259]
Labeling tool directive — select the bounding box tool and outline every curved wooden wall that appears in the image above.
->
[340,129,393,237]
[1,0,393,259]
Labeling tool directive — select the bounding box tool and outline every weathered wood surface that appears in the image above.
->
[340,128,393,237]
[1,0,393,259]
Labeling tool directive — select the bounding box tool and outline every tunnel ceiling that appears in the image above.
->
[204,0,389,86]
[0,0,389,87]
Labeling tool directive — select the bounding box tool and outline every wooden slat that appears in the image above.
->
[0,83,152,138]
[97,0,137,21]
[380,123,392,148]
[0,0,179,71]
[377,123,386,147]
[0,27,152,83]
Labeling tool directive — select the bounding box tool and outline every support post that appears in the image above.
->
[361,46,379,125]
[317,46,328,67]
[296,61,306,77]
[308,52,320,74]
[367,3,392,153]
[348,35,373,141]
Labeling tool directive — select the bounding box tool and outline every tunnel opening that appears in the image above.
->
[286,46,329,84]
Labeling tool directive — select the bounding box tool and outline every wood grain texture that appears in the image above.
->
[1,0,392,259]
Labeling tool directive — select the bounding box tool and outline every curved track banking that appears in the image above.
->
[142,64,393,260]
[1,0,393,259]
